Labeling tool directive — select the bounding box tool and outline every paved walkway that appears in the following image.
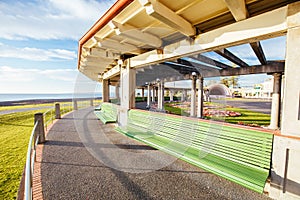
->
[37,107,270,200]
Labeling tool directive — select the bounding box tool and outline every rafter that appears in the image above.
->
[94,36,139,54]
[90,48,120,59]
[215,48,249,67]
[108,20,162,48]
[224,0,248,21]
[81,55,115,64]
[250,41,267,65]
[139,0,195,36]
[189,55,232,69]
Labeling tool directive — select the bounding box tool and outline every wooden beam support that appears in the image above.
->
[215,48,249,67]
[94,37,139,54]
[189,54,232,69]
[103,65,121,80]
[224,0,248,21]
[139,0,195,36]
[203,61,284,77]
[90,48,120,59]
[81,55,115,64]
[108,20,162,48]
[130,5,287,69]
[250,41,267,65]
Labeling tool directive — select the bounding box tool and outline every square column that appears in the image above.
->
[142,88,145,101]
[169,89,174,102]
[190,73,197,117]
[269,73,282,129]
[102,79,109,102]
[152,86,156,102]
[270,2,300,200]
[197,76,204,118]
[119,59,136,126]
[146,83,151,108]
[115,85,120,100]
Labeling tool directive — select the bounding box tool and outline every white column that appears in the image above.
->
[169,89,174,102]
[157,81,162,110]
[191,75,197,117]
[115,85,120,99]
[270,3,300,199]
[102,79,109,102]
[197,76,204,118]
[119,59,136,126]
[152,86,155,102]
[147,84,151,108]
[142,88,145,101]
[161,81,164,110]
[269,73,282,129]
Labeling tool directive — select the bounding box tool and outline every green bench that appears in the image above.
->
[115,109,273,193]
[94,103,117,124]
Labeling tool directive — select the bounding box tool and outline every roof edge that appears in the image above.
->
[77,0,135,69]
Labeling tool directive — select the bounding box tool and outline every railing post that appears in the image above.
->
[34,113,45,144]
[55,103,61,119]
[73,100,78,110]
[90,99,94,106]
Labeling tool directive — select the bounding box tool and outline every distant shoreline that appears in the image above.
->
[0,97,101,106]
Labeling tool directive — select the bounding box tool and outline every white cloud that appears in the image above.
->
[0,66,78,82]
[0,44,76,61]
[0,0,115,40]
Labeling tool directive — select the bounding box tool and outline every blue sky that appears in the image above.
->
[0,0,286,93]
[0,0,115,93]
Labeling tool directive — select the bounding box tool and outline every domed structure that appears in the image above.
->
[208,84,232,97]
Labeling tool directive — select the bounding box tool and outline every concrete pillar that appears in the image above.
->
[73,100,78,110]
[161,81,164,110]
[142,88,145,101]
[197,76,204,118]
[119,59,136,126]
[115,85,120,99]
[152,86,156,102]
[102,79,109,102]
[191,75,197,117]
[181,90,185,102]
[55,103,61,119]
[269,73,282,129]
[34,113,45,144]
[157,81,162,110]
[156,87,158,100]
[147,84,151,108]
[90,99,93,106]
[270,3,300,199]
[169,89,174,102]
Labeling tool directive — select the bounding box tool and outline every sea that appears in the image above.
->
[0,93,102,102]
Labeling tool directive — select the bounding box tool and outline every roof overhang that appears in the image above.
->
[77,0,298,83]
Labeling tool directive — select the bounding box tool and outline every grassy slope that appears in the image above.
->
[0,108,53,199]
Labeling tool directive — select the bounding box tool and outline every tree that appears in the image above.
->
[220,76,239,88]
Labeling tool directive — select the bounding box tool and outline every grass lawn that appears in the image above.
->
[0,108,52,199]
[164,102,270,126]
[0,103,74,199]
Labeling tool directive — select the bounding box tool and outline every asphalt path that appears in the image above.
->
[40,107,270,200]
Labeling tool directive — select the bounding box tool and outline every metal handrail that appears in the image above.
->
[24,121,38,200]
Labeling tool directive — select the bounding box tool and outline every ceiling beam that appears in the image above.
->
[94,37,139,54]
[81,55,115,64]
[139,0,195,36]
[90,48,120,59]
[189,54,232,69]
[130,6,287,69]
[224,0,248,21]
[250,41,267,65]
[203,61,284,77]
[108,20,162,48]
[215,48,249,67]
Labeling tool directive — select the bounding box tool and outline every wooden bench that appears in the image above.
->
[94,103,117,124]
[115,109,273,193]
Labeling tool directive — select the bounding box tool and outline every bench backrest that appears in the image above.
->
[127,109,273,171]
[101,103,118,119]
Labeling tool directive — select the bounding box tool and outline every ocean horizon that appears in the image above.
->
[0,93,102,102]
